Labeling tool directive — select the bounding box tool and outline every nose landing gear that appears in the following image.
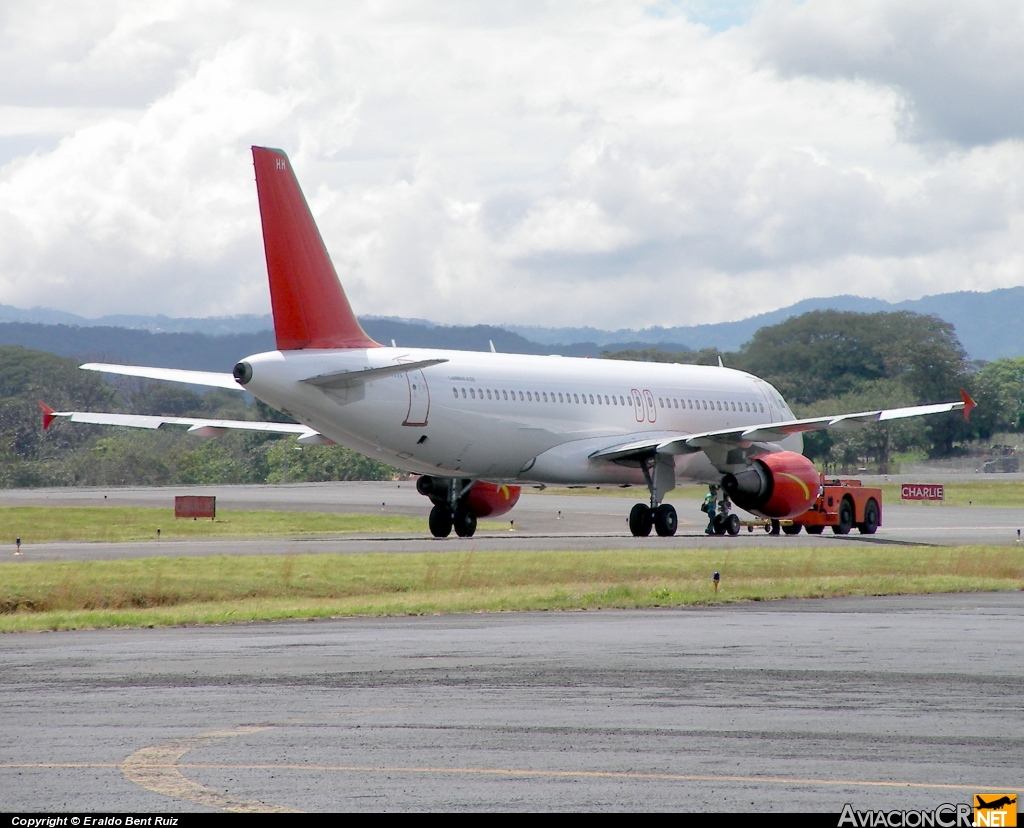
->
[704,485,741,536]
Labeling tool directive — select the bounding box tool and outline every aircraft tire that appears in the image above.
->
[629,503,653,537]
[713,514,728,535]
[768,519,781,536]
[428,505,453,538]
[782,523,802,535]
[805,525,824,535]
[726,514,741,536]
[453,505,477,538]
[653,503,678,536]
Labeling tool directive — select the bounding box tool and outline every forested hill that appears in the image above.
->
[0,323,277,372]
[0,319,691,368]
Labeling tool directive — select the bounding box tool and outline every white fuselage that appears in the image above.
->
[242,347,802,485]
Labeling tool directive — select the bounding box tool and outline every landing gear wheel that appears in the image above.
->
[726,514,741,536]
[858,499,879,534]
[766,519,781,536]
[805,525,824,535]
[782,523,802,535]
[453,505,477,538]
[653,504,678,537]
[428,505,453,538]
[713,514,728,536]
[832,499,854,535]
[629,503,653,537]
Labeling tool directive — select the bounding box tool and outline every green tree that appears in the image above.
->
[795,380,928,473]
[602,347,722,365]
[970,357,1024,439]
[733,310,968,405]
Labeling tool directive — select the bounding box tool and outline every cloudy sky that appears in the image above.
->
[1,0,1023,329]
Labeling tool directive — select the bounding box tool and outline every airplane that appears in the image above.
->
[40,146,975,539]
[976,796,1016,811]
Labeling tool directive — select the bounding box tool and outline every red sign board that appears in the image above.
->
[175,496,216,519]
[901,484,944,501]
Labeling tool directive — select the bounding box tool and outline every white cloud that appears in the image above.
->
[0,0,1022,329]
[749,0,1024,146]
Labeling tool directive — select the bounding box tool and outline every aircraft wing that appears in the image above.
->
[39,403,334,445]
[592,391,975,463]
[80,363,241,390]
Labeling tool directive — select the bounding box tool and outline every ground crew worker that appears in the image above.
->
[702,490,717,535]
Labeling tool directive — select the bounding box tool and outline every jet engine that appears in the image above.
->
[415,476,521,518]
[465,482,521,518]
[721,451,820,519]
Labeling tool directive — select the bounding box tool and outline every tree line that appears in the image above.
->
[0,346,396,488]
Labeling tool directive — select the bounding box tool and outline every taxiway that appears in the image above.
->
[1,594,1021,811]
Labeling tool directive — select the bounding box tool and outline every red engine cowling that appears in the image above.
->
[465,482,521,518]
[721,451,820,519]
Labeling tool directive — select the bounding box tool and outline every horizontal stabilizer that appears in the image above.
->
[301,358,448,389]
[80,363,240,390]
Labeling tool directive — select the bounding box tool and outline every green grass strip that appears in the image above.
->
[876,481,1024,508]
[2,545,1022,632]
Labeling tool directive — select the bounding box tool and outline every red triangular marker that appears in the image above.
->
[960,389,976,420]
[38,401,56,430]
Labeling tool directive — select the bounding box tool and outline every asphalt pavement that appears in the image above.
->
[1,594,1021,811]
[1,481,1022,560]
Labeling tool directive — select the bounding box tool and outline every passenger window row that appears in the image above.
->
[451,386,765,415]
[657,397,765,415]
[452,387,628,405]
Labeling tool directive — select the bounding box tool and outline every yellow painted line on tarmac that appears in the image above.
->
[170,765,1018,792]
[118,725,300,813]
[1,762,1015,794]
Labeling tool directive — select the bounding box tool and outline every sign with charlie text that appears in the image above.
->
[901,484,944,501]
[175,495,216,519]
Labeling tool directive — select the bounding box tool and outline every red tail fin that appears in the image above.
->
[252,147,380,350]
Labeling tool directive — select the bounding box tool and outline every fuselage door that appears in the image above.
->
[643,389,656,423]
[753,379,780,423]
[403,368,430,426]
[631,389,644,423]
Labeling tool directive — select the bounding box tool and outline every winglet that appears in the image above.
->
[960,388,976,420]
[38,401,57,430]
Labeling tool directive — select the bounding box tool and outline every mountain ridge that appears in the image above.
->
[3,286,1023,361]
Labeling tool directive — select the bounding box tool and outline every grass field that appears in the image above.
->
[876,481,1024,507]
[2,545,1021,632]
[0,506,439,544]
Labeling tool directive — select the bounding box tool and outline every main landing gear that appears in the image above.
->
[628,456,679,537]
[628,502,678,537]
[419,476,478,538]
